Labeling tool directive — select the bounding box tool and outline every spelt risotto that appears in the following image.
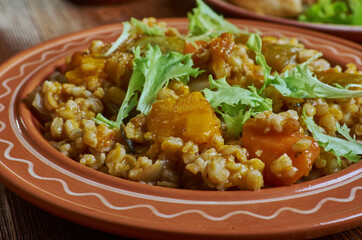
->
[26,0,362,191]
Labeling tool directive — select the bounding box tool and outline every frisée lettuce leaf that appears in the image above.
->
[333,83,362,90]
[103,18,166,57]
[246,33,272,93]
[95,44,201,128]
[135,45,201,114]
[298,0,362,25]
[303,111,361,165]
[130,17,165,36]
[203,76,272,136]
[273,63,362,98]
[187,0,248,42]
[103,22,132,57]
[350,0,362,25]
[246,33,362,99]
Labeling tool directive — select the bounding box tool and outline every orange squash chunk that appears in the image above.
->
[65,54,106,88]
[242,118,320,187]
[146,92,221,145]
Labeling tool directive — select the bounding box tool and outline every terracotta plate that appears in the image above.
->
[205,0,362,43]
[0,19,361,240]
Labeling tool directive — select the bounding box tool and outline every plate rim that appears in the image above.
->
[0,18,361,239]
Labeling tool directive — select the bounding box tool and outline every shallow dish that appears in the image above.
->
[0,19,361,240]
[206,0,362,43]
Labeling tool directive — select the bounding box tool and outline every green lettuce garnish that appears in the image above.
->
[246,33,272,93]
[274,63,362,98]
[187,0,248,42]
[95,44,201,128]
[103,18,166,57]
[246,33,361,164]
[246,33,362,99]
[303,111,361,165]
[103,21,132,56]
[298,0,362,25]
[334,83,362,90]
[350,0,362,25]
[130,17,165,36]
[134,45,201,114]
[203,76,272,136]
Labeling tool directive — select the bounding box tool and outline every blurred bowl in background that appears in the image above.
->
[206,0,362,43]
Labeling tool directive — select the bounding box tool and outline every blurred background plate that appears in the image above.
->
[206,0,362,43]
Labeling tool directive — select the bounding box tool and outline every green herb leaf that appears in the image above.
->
[350,0,362,25]
[203,75,272,136]
[246,34,362,99]
[135,44,201,114]
[103,21,132,57]
[97,44,201,128]
[272,62,362,98]
[95,45,201,128]
[94,70,140,129]
[187,0,247,41]
[246,33,272,93]
[333,83,362,90]
[303,111,361,164]
[298,0,349,24]
[130,17,165,36]
[103,18,166,57]
[298,0,362,25]
[220,108,252,137]
[93,113,119,129]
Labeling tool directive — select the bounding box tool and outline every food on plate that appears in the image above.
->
[298,0,362,25]
[227,0,305,17]
[26,0,362,191]
[226,0,362,25]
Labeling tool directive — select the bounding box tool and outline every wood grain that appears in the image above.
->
[0,0,360,239]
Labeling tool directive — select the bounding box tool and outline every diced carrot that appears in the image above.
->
[242,118,320,186]
[65,54,107,89]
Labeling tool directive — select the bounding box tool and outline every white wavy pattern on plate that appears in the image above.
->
[1,139,361,220]
[0,26,361,221]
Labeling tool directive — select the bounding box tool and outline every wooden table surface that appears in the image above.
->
[0,0,360,239]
